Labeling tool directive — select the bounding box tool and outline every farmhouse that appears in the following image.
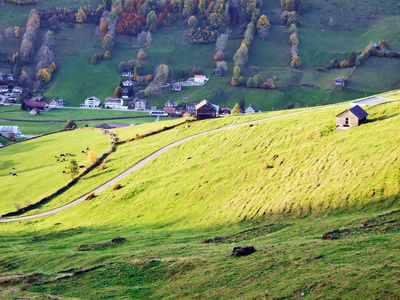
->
[48,98,65,107]
[185,103,197,115]
[5,94,17,103]
[122,79,134,87]
[26,101,48,110]
[194,75,206,84]
[122,70,133,78]
[245,104,261,114]
[164,100,177,114]
[220,107,232,115]
[0,85,8,93]
[0,126,22,137]
[335,77,344,86]
[336,105,368,129]
[195,100,219,119]
[104,98,124,109]
[134,99,148,110]
[81,96,101,108]
[12,86,23,94]
[172,82,181,91]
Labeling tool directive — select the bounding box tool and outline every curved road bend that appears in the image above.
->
[0,104,346,223]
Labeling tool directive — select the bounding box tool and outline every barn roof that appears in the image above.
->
[336,105,368,119]
[196,100,217,111]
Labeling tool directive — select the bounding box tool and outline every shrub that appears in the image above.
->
[99,163,106,170]
[316,67,324,71]
[85,192,95,201]
[113,184,122,191]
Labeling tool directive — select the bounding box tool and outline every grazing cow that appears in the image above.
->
[12,173,17,176]
[86,148,89,150]
[11,167,14,170]
[81,150,85,153]
[66,153,70,156]
[57,159,59,162]
[9,172,12,174]
[54,156,57,158]
[62,158,65,161]
[62,171,66,174]
[60,154,65,157]
[79,165,85,168]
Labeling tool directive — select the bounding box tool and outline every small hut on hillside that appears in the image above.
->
[195,100,219,119]
[336,105,368,130]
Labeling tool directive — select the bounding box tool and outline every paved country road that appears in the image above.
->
[0,100,386,223]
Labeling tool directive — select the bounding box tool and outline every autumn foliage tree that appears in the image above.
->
[87,149,97,165]
[76,8,87,23]
[36,68,51,84]
[291,53,301,68]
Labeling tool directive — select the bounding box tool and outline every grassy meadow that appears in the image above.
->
[0,95,399,298]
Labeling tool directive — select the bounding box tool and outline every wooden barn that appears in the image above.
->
[336,105,368,129]
[195,100,219,119]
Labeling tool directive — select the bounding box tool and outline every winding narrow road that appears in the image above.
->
[0,103,365,223]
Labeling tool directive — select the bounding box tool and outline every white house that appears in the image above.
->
[0,85,8,93]
[245,104,261,114]
[12,86,23,94]
[0,126,23,137]
[194,75,206,84]
[81,96,101,108]
[48,98,65,107]
[335,77,344,86]
[122,79,134,87]
[134,99,148,110]
[104,98,124,109]
[122,70,134,78]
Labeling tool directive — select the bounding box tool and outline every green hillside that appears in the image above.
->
[0,92,399,298]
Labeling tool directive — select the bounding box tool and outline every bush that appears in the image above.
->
[85,192,95,201]
[112,184,122,191]
[316,67,324,71]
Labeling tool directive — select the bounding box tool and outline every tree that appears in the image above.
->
[239,98,245,110]
[347,51,357,67]
[66,159,79,180]
[91,54,98,65]
[36,69,51,84]
[216,60,228,71]
[188,15,198,28]
[146,31,152,46]
[340,60,349,68]
[137,31,147,45]
[137,49,147,61]
[21,100,27,111]
[214,50,225,61]
[257,15,271,32]
[87,149,97,165]
[114,86,122,97]
[291,53,301,68]
[183,0,195,18]
[14,26,20,38]
[231,103,241,114]
[289,32,299,46]
[118,60,127,72]
[146,11,157,32]
[289,23,297,32]
[64,120,77,130]
[216,34,228,52]
[76,8,87,23]
[102,34,114,51]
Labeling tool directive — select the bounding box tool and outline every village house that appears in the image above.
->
[220,107,232,115]
[7,74,15,81]
[164,100,177,114]
[5,94,17,103]
[26,101,49,110]
[172,82,182,91]
[245,104,261,114]
[0,85,8,93]
[81,96,101,108]
[122,79,134,87]
[194,75,206,84]
[336,105,368,130]
[48,98,65,107]
[195,100,219,119]
[29,108,40,116]
[134,99,148,110]
[12,86,23,94]
[104,98,125,109]
[335,77,344,86]
[0,126,22,137]
[122,70,134,78]
[30,95,45,102]
[185,103,197,115]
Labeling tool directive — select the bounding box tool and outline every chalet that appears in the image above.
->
[0,85,8,93]
[220,107,232,115]
[7,74,15,81]
[26,101,48,110]
[172,82,182,91]
[5,94,17,103]
[0,126,22,137]
[134,99,148,110]
[81,96,101,108]
[122,79,134,87]
[12,86,23,94]
[334,77,344,86]
[164,100,176,114]
[185,103,197,115]
[29,108,40,116]
[215,68,223,76]
[336,105,368,129]
[48,98,65,107]
[194,75,206,84]
[104,98,124,109]
[195,100,219,119]
[122,70,134,78]
[245,104,261,114]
